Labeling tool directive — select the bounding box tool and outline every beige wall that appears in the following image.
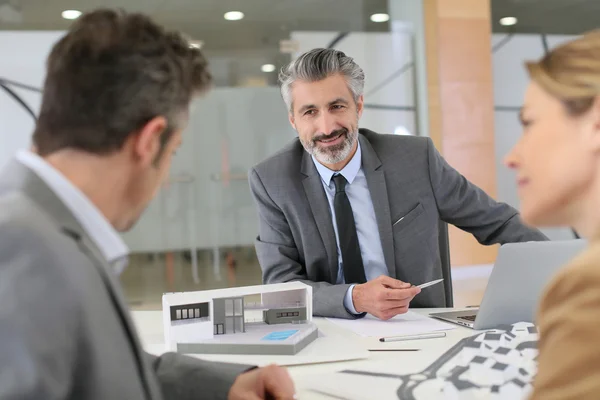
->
[424,0,499,266]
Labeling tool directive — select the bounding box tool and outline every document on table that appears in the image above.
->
[299,322,539,399]
[327,311,455,337]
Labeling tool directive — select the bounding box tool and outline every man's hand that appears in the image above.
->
[352,275,421,320]
[228,364,296,400]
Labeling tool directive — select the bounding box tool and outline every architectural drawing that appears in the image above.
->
[338,322,538,399]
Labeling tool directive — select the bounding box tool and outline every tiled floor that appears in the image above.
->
[120,248,489,311]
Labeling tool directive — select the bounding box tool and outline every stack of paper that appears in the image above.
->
[327,311,455,337]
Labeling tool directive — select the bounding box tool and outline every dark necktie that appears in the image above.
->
[332,174,367,284]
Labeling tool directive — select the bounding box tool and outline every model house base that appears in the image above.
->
[178,321,318,355]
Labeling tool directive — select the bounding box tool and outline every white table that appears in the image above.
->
[132,309,480,399]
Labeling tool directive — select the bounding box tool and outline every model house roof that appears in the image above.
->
[162,281,311,307]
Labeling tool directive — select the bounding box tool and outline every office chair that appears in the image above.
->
[438,220,454,307]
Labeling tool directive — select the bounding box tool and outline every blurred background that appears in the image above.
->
[1,0,595,310]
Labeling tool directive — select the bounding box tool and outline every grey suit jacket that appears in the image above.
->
[249,129,548,319]
[0,160,250,400]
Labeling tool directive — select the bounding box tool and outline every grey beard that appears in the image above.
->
[301,129,358,166]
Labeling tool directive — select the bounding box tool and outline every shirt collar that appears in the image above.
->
[16,150,129,266]
[311,140,362,186]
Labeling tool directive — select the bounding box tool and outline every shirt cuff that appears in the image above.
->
[343,285,360,315]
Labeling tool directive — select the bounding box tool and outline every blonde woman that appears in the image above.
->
[505,30,600,399]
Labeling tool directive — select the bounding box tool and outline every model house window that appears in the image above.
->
[222,297,245,334]
[225,299,234,317]
[225,317,234,333]
[235,298,243,316]
[170,302,209,321]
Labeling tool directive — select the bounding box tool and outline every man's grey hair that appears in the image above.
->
[279,48,365,114]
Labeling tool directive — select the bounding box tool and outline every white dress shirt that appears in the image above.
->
[311,141,388,314]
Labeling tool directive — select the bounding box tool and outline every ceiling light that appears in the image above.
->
[370,13,389,23]
[62,10,82,20]
[499,16,518,26]
[224,11,244,21]
[261,64,276,73]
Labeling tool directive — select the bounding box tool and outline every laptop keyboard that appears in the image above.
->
[458,315,477,322]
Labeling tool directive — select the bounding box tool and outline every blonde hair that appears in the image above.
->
[527,30,600,116]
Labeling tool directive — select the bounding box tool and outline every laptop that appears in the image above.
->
[430,239,586,330]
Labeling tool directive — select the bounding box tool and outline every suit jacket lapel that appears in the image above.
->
[359,135,397,278]
[72,232,161,399]
[0,160,159,399]
[300,152,339,283]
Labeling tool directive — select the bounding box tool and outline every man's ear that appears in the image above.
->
[132,116,168,167]
[289,113,296,131]
[356,95,364,118]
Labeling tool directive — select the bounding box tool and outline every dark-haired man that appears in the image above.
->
[0,9,294,400]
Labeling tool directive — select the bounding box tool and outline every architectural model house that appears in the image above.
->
[162,281,318,355]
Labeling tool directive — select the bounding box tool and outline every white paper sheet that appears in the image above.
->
[327,311,455,338]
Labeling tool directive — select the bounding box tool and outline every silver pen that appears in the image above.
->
[379,331,447,343]
[415,278,444,289]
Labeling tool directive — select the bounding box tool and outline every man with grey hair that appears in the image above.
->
[249,48,547,320]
